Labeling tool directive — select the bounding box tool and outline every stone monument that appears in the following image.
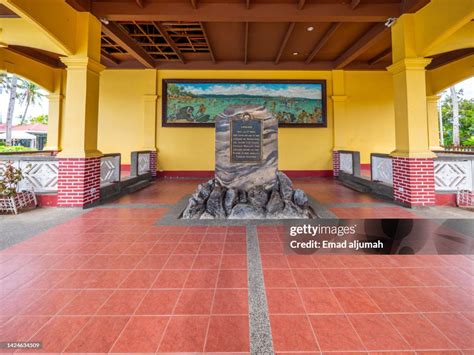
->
[181,105,316,219]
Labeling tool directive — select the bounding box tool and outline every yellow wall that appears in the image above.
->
[97,69,396,169]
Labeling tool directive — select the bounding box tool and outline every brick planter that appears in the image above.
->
[393,157,435,207]
[333,150,340,177]
[57,157,101,207]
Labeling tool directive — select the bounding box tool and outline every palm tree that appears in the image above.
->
[5,74,18,146]
[17,79,45,124]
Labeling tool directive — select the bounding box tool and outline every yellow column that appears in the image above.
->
[44,69,64,151]
[387,58,435,158]
[426,95,443,151]
[143,94,158,151]
[57,12,103,158]
[45,93,62,151]
[331,70,348,151]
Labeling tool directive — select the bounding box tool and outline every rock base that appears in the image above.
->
[181,172,317,219]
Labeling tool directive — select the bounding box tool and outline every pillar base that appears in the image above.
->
[150,151,157,178]
[393,157,435,207]
[333,150,340,177]
[57,157,101,207]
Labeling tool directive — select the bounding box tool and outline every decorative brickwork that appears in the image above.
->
[57,157,101,207]
[333,150,340,177]
[392,157,435,207]
[150,151,157,178]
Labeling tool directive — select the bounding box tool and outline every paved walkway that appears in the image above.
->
[0,178,472,354]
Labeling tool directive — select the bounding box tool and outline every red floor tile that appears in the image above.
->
[266,288,306,314]
[135,254,168,269]
[349,268,392,287]
[135,290,180,315]
[397,287,452,312]
[219,256,247,270]
[119,269,159,288]
[0,315,51,342]
[321,269,360,287]
[96,290,146,315]
[348,314,410,351]
[212,289,248,315]
[20,289,79,315]
[387,313,456,350]
[64,316,129,353]
[217,269,248,288]
[292,269,328,287]
[424,313,474,349]
[365,288,417,313]
[152,270,189,289]
[261,255,290,269]
[164,255,195,269]
[270,315,319,352]
[158,316,209,352]
[192,255,222,269]
[299,288,343,314]
[309,314,365,352]
[33,316,91,353]
[110,316,168,353]
[263,269,296,288]
[59,290,113,315]
[174,289,214,315]
[205,315,250,352]
[332,288,381,313]
[184,269,218,288]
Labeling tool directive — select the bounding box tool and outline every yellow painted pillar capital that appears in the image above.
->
[388,56,436,158]
[60,57,105,74]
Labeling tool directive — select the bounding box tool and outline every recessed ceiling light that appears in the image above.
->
[292,52,299,56]
[307,26,315,32]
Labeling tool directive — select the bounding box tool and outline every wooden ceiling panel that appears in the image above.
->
[316,22,373,61]
[355,29,391,61]
[247,22,288,62]
[204,22,246,61]
[279,22,333,62]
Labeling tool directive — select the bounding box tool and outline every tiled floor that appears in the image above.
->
[258,225,473,354]
[0,178,472,354]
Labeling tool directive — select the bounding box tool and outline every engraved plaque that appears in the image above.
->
[230,119,263,163]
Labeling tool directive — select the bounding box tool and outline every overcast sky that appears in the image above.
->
[0,76,472,125]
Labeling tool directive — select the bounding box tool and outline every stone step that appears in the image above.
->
[125,180,151,194]
[341,179,371,193]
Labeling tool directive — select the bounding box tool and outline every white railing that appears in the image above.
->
[100,153,121,185]
[371,154,393,185]
[434,159,473,192]
[339,152,354,174]
[0,158,59,193]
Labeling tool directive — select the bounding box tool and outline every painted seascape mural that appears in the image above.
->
[162,80,327,127]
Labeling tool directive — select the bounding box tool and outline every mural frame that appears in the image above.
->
[162,79,327,128]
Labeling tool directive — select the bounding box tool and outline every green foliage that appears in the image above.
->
[0,161,24,197]
[28,114,49,125]
[0,146,33,153]
[441,89,474,146]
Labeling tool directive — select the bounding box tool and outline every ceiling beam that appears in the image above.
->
[135,0,145,8]
[368,48,391,65]
[350,0,361,10]
[427,48,474,70]
[401,0,431,13]
[0,4,19,18]
[101,22,155,68]
[274,22,295,64]
[190,0,198,9]
[65,0,91,12]
[305,23,341,64]
[6,46,64,68]
[101,50,121,66]
[200,22,216,64]
[246,0,250,9]
[297,0,306,10]
[153,22,185,64]
[92,2,403,22]
[334,22,387,69]
[244,22,249,64]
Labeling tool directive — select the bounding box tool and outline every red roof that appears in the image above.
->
[0,123,47,133]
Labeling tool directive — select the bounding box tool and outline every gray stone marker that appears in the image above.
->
[181,105,316,219]
[216,105,277,191]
